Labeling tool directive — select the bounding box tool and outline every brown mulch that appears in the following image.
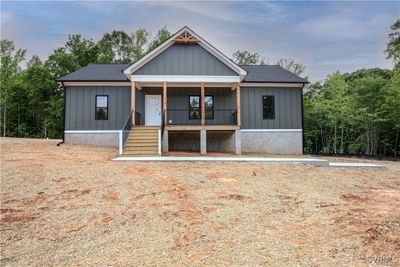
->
[1,137,399,266]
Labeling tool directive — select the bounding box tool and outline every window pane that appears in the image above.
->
[205,108,213,119]
[263,95,275,120]
[96,96,108,108]
[96,95,108,120]
[205,96,213,108]
[205,96,214,119]
[189,96,200,108]
[96,108,108,120]
[189,108,200,119]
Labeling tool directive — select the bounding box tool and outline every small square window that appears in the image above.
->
[96,95,108,120]
[263,95,275,120]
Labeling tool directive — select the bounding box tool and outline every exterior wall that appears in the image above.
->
[137,87,236,125]
[65,132,119,146]
[240,87,302,129]
[134,44,237,76]
[65,86,131,130]
[241,130,302,154]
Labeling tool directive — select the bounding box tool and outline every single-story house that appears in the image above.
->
[57,26,308,156]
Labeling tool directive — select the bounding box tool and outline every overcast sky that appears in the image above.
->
[1,0,399,81]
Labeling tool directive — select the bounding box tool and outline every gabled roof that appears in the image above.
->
[240,65,308,83]
[58,63,130,82]
[57,63,308,83]
[123,26,248,80]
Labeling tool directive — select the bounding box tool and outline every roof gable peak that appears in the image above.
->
[123,26,247,80]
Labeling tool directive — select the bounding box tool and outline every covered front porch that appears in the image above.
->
[130,80,242,155]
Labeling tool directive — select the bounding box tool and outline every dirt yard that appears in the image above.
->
[1,138,399,266]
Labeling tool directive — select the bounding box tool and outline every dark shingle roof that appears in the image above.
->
[240,65,308,83]
[57,63,130,82]
[57,63,308,83]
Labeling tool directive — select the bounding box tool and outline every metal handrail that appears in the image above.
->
[122,110,133,147]
[122,110,133,131]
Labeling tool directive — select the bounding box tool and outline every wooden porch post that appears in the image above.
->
[163,82,167,125]
[236,83,241,126]
[131,81,136,126]
[201,83,205,127]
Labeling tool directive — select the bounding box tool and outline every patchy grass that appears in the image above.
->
[1,137,399,266]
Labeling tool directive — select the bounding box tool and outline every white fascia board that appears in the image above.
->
[123,26,247,80]
[131,75,240,83]
[241,129,303,132]
[240,83,304,88]
[65,130,121,134]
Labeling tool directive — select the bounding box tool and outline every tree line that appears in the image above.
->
[0,27,171,138]
[1,21,399,157]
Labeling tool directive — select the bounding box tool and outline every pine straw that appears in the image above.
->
[1,138,399,266]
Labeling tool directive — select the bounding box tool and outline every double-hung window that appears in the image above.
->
[189,95,214,120]
[95,95,108,120]
[262,95,275,120]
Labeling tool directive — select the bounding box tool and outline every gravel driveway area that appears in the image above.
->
[1,138,399,266]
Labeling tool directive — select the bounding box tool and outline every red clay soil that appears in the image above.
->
[1,138,399,266]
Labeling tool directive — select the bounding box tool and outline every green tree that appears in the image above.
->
[147,26,171,53]
[65,35,99,67]
[382,68,400,156]
[131,28,150,62]
[0,40,26,136]
[98,30,133,63]
[232,50,267,65]
[385,19,400,67]
[277,58,305,75]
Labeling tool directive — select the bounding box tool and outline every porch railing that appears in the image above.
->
[167,109,201,125]
[206,109,237,125]
[135,111,144,125]
[166,109,237,125]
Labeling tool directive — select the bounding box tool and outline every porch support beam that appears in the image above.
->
[163,82,167,125]
[131,81,136,126]
[236,83,241,127]
[201,82,205,127]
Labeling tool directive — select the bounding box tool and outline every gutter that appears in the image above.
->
[57,82,66,146]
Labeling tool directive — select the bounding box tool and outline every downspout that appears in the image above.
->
[57,82,66,146]
[301,83,305,155]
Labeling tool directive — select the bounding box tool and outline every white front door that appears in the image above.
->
[145,95,162,126]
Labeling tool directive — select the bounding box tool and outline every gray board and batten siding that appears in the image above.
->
[240,87,302,129]
[65,85,302,130]
[65,86,131,130]
[133,44,238,76]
